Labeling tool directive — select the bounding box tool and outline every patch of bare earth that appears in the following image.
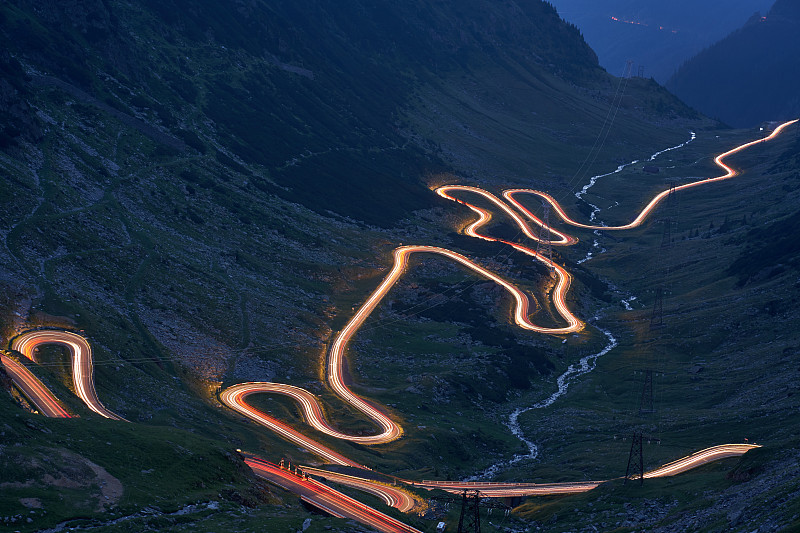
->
[1,448,124,512]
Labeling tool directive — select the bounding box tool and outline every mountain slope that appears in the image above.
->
[666,0,800,127]
[0,1,723,531]
[0,0,609,228]
[548,0,775,82]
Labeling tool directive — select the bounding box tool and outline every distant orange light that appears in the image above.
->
[610,15,678,32]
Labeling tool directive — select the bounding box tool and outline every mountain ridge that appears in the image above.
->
[666,0,800,127]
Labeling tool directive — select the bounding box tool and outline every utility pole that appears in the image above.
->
[660,217,674,249]
[625,432,644,484]
[660,183,677,249]
[663,181,677,211]
[630,181,676,484]
[638,65,645,78]
[650,183,676,330]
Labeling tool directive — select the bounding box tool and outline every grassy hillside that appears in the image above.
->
[0,0,762,531]
[509,124,800,531]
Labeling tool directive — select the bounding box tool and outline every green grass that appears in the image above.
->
[1,2,797,531]
[515,459,737,527]
[478,126,800,529]
[0,391,276,532]
[513,440,800,532]
[3,114,796,530]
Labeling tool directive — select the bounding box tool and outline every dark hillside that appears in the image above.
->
[548,0,775,82]
[1,0,602,226]
[666,0,800,127]
[727,135,800,284]
[0,1,724,530]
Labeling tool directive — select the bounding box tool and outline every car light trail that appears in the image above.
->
[643,443,760,479]
[220,121,795,491]
[501,120,798,232]
[1,352,71,418]
[325,244,584,437]
[411,444,759,496]
[419,480,602,497]
[3,123,792,516]
[11,330,127,421]
[220,383,363,467]
[220,244,584,455]
[435,185,576,245]
[300,465,420,512]
[245,457,422,533]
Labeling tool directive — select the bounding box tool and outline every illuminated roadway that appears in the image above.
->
[642,443,759,479]
[218,121,797,470]
[4,334,419,530]
[219,243,585,462]
[245,456,422,532]
[1,351,71,418]
[500,119,799,232]
[299,465,419,512]
[1,122,795,527]
[406,444,760,496]
[220,382,364,467]
[214,121,794,502]
[10,330,126,421]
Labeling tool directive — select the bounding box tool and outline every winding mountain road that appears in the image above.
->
[502,120,798,232]
[299,465,419,513]
[2,121,796,530]
[213,120,794,500]
[408,444,760,496]
[1,351,71,418]
[217,120,797,465]
[245,457,422,532]
[10,330,126,421]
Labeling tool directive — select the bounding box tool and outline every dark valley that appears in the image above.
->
[1,1,798,532]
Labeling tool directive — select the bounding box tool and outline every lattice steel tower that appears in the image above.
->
[625,432,644,484]
[457,490,482,533]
